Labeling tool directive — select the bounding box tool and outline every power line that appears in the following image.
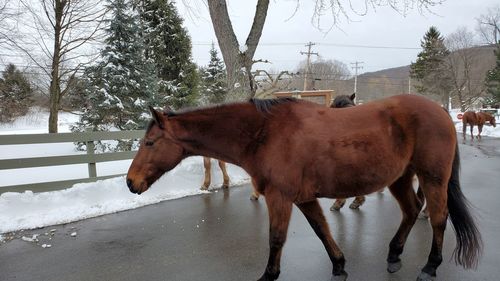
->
[191,41,422,50]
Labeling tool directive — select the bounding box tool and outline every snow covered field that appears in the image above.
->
[0,107,498,234]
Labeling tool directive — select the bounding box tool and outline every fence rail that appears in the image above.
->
[0,130,145,194]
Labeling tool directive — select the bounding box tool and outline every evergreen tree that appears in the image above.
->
[485,42,500,105]
[139,0,199,109]
[410,26,453,109]
[73,0,158,151]
[0,64,33,122]
[199,43,227,105]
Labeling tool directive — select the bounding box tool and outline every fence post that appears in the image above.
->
[86,128,97,178]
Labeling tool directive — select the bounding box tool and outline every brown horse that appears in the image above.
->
[252,93,363,204]
[201,157,229,190]
[462,111,497,140]
[330,93,370,211]
[127,95,482,281]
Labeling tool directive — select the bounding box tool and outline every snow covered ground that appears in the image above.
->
[0,107,498,234]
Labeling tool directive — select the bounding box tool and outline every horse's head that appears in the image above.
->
[490,115,496,127]
[331,93,356,108]
[126,106,184,194]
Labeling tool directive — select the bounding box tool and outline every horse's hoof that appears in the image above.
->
[200,186,209,191]
[418,211,429,220]
[387,260,402,273]
[349,200,365,209]
[221,183,229,189]
[330,205,340,211]
[416,271,434,281]
[331,271,348,281]
[330,201,345,211]
[250,194,259,201]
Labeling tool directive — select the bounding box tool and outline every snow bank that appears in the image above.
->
[0,157,250,234]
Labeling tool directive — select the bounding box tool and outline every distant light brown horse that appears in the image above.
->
[462,111,496,140]
[127,95,481,281]
[201,157,230,190]
[201,157,260,200]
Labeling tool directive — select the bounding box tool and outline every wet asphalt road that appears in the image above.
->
[1,136,499,281]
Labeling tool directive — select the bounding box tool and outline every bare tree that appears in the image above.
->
[476,5,500,45]
[10,0,106,133]
[207,0,269,98]
[206,0,443,99]
[253,69,295,98]
[296,58,351,90]
[445,27,486,111]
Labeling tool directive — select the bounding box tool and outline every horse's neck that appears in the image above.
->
[172,104,263,165]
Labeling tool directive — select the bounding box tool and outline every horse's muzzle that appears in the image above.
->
[126,178,142,195]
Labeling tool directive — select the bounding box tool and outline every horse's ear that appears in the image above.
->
[149,106,165,129]
[350,93,356,101]
[163,105,175,117]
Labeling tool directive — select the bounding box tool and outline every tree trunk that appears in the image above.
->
[207,0,269,98]
[48,0,64,133]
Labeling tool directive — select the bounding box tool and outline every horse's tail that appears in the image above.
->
[447,143,482,269]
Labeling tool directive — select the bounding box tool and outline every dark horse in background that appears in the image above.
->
[462,111,496,141]
[127,95,481,281]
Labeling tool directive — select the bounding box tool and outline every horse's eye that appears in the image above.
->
[145,140,154,146]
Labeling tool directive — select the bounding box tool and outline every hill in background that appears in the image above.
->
[331,45,497,106]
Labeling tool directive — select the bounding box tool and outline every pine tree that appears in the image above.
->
[0,64,33,122]
[485,43,500,105]
[73,0,158,151]
[139,0,199,109]
[199,43,227,105]
[410,26,453,109]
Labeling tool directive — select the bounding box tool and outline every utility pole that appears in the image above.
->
[408,76,411,94]
[350,61,364,94]
[300,42,319,91]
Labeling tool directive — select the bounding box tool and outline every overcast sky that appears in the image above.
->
[179,0,498,75]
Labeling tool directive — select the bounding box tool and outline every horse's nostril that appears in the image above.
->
[126,179,132,188]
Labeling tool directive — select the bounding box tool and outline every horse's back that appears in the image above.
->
[264,95,455,200]
[463,111,477,124]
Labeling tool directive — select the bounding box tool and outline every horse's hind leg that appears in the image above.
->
[462,122,467,141]
[478,124,483,141]
[218,160,230,188]
[415,176,449,281]
[330,198,346,211]
[249,178,260,200]
[386,169,423,273]
[297,199,347,281]
[259,189,293,281]
[201,157,211,190]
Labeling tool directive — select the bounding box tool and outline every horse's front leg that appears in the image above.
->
[201,157,211,190]
[258,189,293,281]
[297,199,347,281]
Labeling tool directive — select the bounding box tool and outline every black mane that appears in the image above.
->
[250,97,297,113]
